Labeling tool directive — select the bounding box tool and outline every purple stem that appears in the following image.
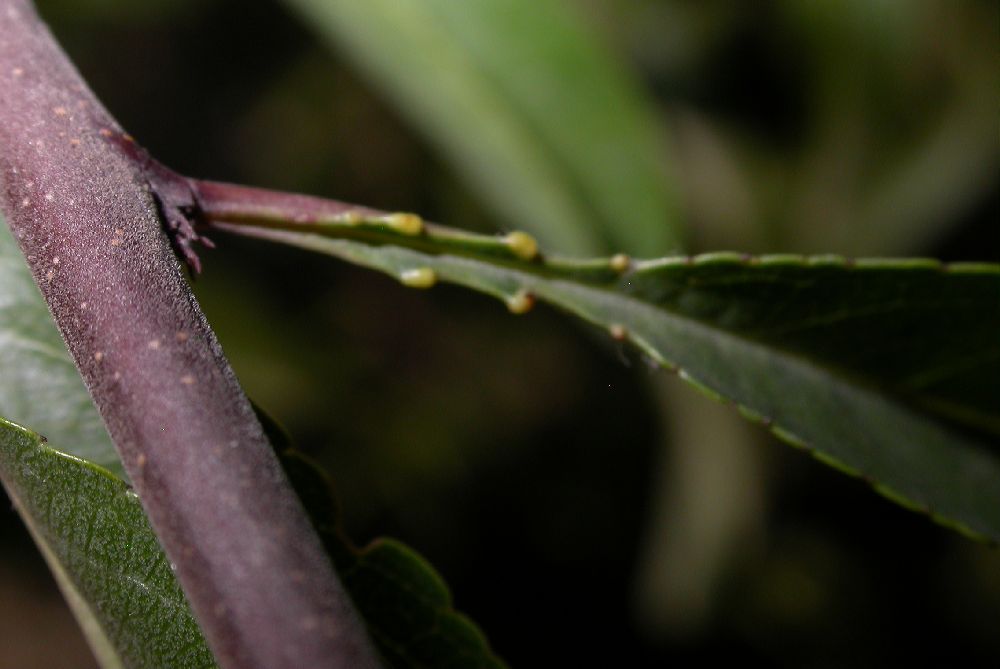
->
[191,178,383,225]
[0,2,381,667]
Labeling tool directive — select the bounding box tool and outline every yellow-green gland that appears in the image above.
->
[399,267,437,289]
[609,253,631,273]
[339,211,364,226]
[385,212,424,236]
[504,231,539,261]
[505,289,535,314]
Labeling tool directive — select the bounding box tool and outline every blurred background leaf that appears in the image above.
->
[282,0,683,256]
[1,0,997,667]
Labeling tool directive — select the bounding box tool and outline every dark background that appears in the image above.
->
[2,1,997,667]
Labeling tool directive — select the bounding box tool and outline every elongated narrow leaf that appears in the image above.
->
[283,0,680,256]
[0,218,121,476]
[0,419,216,669]
[210,215,1000,542]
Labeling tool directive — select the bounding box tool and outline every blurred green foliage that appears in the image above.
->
[1,0,997,667]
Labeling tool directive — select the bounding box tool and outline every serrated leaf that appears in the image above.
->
[280,449,507,669]
[254,406,505,668]
[0,418,216,669]
[211,216,1000,542]
[0,218,121,476]
[283,0,680,256]
[2,212,504,668]
[0,413,506,669]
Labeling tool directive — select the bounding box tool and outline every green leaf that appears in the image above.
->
[0,411,505,669]
[280,448,507,669]
[283,0,680,256]
[212,215,1000,542]
[0,217,122,476]
[1,215,211,666]
[0,418,216,669]
[2,213,503,668]
[256,406,506,668]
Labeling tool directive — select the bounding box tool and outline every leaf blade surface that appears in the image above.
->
[0,419,216,669]
[215,217,1000,541]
